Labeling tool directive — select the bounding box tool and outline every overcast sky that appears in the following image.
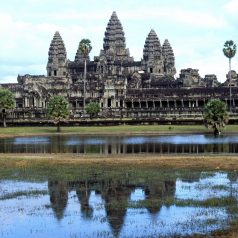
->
[0,0,237,83]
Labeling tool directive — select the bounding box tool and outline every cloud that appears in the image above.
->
[224,0,238,13]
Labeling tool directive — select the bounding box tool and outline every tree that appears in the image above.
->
[85,102,100,119]
[79,39,92,117]
[203,99,229,135]
[223,40,236,113]
[47,95,69,132]
[0,88,15,127]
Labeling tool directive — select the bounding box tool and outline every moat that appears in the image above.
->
[1,134,238,154]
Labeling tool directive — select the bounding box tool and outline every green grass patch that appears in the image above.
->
[0,190,48,200]
[1,124,238,137]
[0,125,212,136]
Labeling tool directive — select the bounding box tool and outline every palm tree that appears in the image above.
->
[79,39,92,117]
[223,40,236,113]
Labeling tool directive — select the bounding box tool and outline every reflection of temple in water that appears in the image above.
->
[46,171,238,236]
[2,135,238,154]
[48,181,68,220]
[48,177,176,235]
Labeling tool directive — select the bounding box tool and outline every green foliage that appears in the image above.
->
[47,95,69,131]
[85,102,100,118]
[223,40,236,59]
[0,88,15,110]
[0,88,15,127]
[79,39,92,57]
[203,99,229,134]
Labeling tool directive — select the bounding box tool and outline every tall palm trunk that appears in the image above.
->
[229,58,232,113]
[83,59,87,117]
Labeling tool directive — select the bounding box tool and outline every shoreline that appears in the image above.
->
[0,153,238,170]
[0,124,238,138]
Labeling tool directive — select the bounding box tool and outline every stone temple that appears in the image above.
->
[1,11,238,120]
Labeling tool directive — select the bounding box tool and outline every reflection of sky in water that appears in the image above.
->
[176,172,238,200]
[0,172,236,238]
[13,137,50,145]
[0,180,47,198]
[153,135,238,144]
[123,137,147,144]
[8,135,238,147]
[130,188,145,202]
[66,137,107,145]
[121,206,227,237]
[123,135,238,145]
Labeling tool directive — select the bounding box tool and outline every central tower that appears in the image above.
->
[99,11,133,63]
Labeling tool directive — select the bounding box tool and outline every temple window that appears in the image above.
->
[150,68,153,73]
[54,70,57,76]
[107,98,111,108]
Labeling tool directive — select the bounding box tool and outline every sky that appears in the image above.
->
[0,0,237,83]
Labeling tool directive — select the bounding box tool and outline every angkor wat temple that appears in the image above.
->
[1,11,238,120]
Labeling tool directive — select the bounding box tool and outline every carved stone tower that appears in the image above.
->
[75,44,90,64]
[143,29,164,74]
[162,39,176,77]
[99,11,133,63]
[47,31,68,77]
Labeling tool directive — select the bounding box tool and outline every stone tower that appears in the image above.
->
[162,39,176,77]
[75,44,90,63]
[143,29,164,74]
[99,11,133,62]
[46,31,68,77]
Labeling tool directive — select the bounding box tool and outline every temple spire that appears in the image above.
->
[162,39,176,76]
[99,11,133,62]
[143,29,163,74]
[143,29,162,61]
[47,31,67,77]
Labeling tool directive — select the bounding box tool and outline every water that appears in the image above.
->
[0,170,237,238]
[0,134,238,154]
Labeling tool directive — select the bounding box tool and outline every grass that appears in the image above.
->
[1,124,238,137]
[130,197,238,209]
[0,190,48,200]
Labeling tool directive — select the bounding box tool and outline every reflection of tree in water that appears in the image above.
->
[101,180,133,238]
[76,181,93,219]
[48,180,68,220]
[50,135,68,153]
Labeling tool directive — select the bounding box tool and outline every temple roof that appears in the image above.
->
[48,31,67,62]
[143,29,162,61]
[103,11,126,51]
[162,39,175,64]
